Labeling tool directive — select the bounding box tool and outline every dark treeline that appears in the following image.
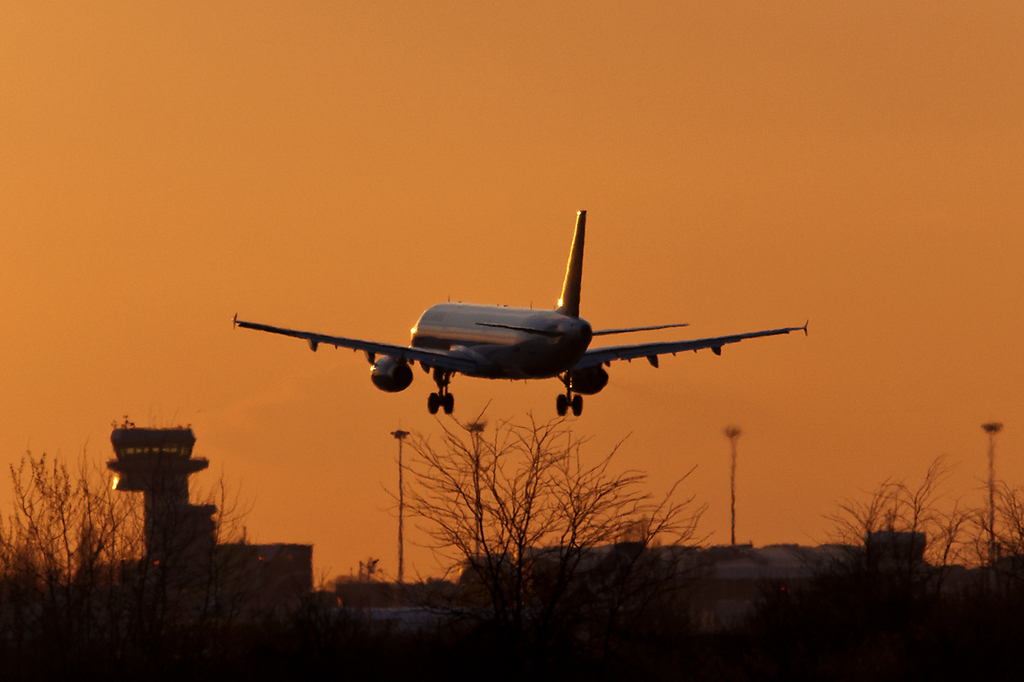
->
[3,428,1024,681]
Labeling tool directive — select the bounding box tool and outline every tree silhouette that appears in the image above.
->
[404,414,704,659]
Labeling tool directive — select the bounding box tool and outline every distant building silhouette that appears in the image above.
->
[216,543,314,613]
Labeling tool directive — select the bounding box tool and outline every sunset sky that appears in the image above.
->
[2,2,1021,580]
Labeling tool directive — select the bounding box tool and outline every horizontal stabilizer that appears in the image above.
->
[592,322,689,336]
[475,322,564,338]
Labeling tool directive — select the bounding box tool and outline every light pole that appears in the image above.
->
[982,422,1003,566]
[467,421,486,558]
[724,426,742,547]
[391,428,409,583]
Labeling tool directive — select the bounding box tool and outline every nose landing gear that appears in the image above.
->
[428,368,455,415]
[556,374,583,417]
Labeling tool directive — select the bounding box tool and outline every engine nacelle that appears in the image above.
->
[567,366,609,395]
[370,356,414,393]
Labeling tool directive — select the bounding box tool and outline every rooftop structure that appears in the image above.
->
[109,426,207,491]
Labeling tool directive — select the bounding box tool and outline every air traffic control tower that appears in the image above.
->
[107,425,216,565]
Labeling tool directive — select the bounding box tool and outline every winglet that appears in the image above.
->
[556,210,586,317]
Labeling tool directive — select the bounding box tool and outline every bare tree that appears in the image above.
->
[827,456,970,590]
[0,452,146,677]
[971,482,1024,593]
[404,413,704,657]
[0,450,251,679]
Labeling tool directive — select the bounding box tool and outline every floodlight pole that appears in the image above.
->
[982,422,1003,567]
[391,429,410,583]
[467,421,487,558]
[724,426,742,547]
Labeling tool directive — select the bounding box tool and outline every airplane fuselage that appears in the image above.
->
[411,303,593,380]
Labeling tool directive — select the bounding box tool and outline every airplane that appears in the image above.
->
[234,211,807,416]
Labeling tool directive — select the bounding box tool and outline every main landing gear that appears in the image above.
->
[556,373,583,417]
[427,368,455,415]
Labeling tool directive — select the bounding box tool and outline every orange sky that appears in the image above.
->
[2,2,1022,580]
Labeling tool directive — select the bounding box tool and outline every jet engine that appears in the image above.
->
[567,367,609,395]
[370,356,414,392]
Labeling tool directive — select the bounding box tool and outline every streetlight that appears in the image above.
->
[982,422,1003,566]
[391,428,409,583]
[724,426,742,547]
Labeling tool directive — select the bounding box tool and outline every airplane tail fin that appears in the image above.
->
[557,210,586,317]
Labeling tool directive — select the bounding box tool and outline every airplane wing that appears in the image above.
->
[233,316,479,374]
[573,322,808,370]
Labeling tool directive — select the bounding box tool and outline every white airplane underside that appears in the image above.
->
[235,210,806,416]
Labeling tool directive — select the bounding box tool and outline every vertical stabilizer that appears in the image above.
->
[557,210,586,317]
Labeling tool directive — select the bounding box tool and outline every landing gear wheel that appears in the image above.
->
[556,394,569,417]
[571,394,583,417]
[430,369,455,415]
